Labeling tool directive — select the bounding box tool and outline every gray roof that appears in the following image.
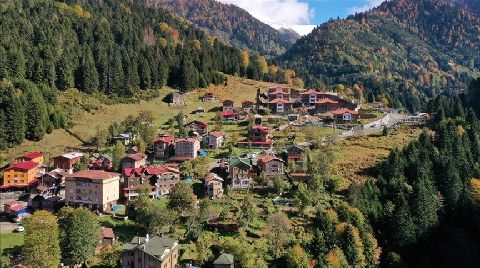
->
[214,253,234,265]
[228,157,252,168]
[122,236,178,261]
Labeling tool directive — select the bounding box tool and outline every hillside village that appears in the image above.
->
[0,83,427,267]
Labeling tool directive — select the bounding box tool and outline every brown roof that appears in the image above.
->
[101,227,115,239]
[125,153,146,161]
[67,170,120,180]
[209,131,225,138]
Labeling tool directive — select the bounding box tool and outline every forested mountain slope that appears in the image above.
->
[278,0,480,112]
[144,0,300,56]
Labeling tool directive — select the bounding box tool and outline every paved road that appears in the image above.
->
[338,111,409,139]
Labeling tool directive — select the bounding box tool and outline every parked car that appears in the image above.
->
[14,226,25,232]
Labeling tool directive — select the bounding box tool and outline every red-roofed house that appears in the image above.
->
[222,100,235,113]
[171,138,201,162]
[268,98,293,114]
[241,100,255,113]
[121,153,147,170]
[332,109,359,123]
[123,165,180,200]
[257,155,285,177]
[202,131,225,149]
[65,170,121,212]
[3,161,39,187]
[14,151,44,165]
[154,135,175,161]
[248,125,272,142]
[186,120,209,135]
[100,227,115,247]
[268,85,291,101]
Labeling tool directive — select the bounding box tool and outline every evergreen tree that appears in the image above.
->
[339,224,366,267]
[24,87,47,141]
[139,57,151,90]
[108,49,125,94]
[1,80,25,146]
[55,56,74,90]
[79,48,99,93]
[390,194,416,248]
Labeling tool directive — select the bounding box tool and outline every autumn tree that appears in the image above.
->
[112,141,126,171]
[23,210,61,268]
[267,212,293,258]
[168,182,195,214]
[285,244,310,268]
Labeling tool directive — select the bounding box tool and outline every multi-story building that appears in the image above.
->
[2,161,39,187]
[153,135,175,161]
[332,108,359,124]
[229,157,255,190]
[14,152,44,166]
[202,131,225,149]
[170,138,200,162]
[65,170,121,212]
[241,100,255,113]
[257,155,285,177]
[222,99,235,113]
[121,235,179,268]
[298,89,358,114]
[267,85,291,101]
[186,120,209,135]
[268,98,293,114]
[123,166,180,200]
[121,153,147,170]
[53,152,84,173]
[204,173,224,199]
[248,125,272,142]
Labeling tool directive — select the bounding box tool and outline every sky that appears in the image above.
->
[217,0,385,35]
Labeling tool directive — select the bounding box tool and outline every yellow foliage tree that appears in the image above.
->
[240,50,249,68]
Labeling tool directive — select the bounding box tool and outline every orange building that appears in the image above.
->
[14,152,44,166]
[3,161,39,187]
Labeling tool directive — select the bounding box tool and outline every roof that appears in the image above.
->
[220,111,235,117]
[209,131,225,138]
[204,172,224,182]
[316,98,339,104]
[222,99,234,104]
[332,108,358,115]
[154,135,174,143]
[257,155,284,163]
[214,253,234,265]
[123,236,178,261]
[299,89,321,95]
[21,152,43,159]
[124,166,180,177]
[269,89,290,95]
[241,100,254,105]
[229,157,252,168]
[124,153,146,162]
[251,125,271,133]
[175,138,198,143]
[5,161,38,171]
[101,227,115,239]
[67,170,120,180]
[57,152,84,159]
[268,98,292,104]
[5,200,20,207]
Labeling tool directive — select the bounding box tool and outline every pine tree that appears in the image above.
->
[1,81,25,146]
[108,49,125,94]
[390,194,416,248]
[25,87,47,141]
[411,164,439,237]
[79,48,99,93]
[339,224,366,267]
[139,57,151,90]
[55,56,74,90]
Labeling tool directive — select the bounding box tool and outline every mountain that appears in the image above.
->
[143,0,300,56]
[278,28,301,45]
[278,0,480,112]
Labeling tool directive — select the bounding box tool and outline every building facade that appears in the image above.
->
[229,157,255,190]
[171,138,200,161]
[202,131,225,149]
[204,173,224,199]
[153,135,175,161]
[53,152,84,173]
[3,161,39,187]
[121,153,147,170]
[121,236,179,268]
[65,170,121,212]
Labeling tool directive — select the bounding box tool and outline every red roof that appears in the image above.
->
[268,98,292,104]
[288,155,303,159]
[5,200,20,207]
[5,161,38,171]
[299,89,321,95]
[257,155,284,163]
[67,170,120,180]
[269,90,289,95]
[316,98,339,104]
[10,205,26,212]
[251,125,271,133]
[154,135,174,143]
[22,152,43,159]
[101,227,115,239]
[220,111,235,117]
[175,138,198,143]
[332,108,358,115]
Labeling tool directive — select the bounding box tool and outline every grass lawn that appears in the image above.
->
[99,215,145,243]
[0,232,24,256]
[331,126,423,187]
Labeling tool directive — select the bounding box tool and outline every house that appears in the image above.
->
[222,99,235,113]
[121,235,179,268]
[126,146,140,154]
[257,155,285,177]
[170,138,200,162]
[298,90,359,114]
[241,100,255,113]
[286,142,311,164]
[123,166,180,200]
[65,170,121,212]
[202,92,215,102]
[204,173,224,199]
[213,253,235,268]
[154,135,175,161]
[202,131,225,149]
[14,151,44,166]
[186,120,209,135]
[100,227,115,247]
[88,155,113,171]
[113,133,136,146]
[268,98,293,114]
[229,157,255,190]
[53,152,84,173]
[167,92,185,106]
[42,196,64,212]
[332,108,359,124]
[220,111,236,121]
[2,161,39,188]
[4,200,22,214]
[267,85,291,101]
[237,125,273,149]
[121,153,147,170]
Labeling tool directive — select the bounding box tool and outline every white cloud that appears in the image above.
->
[218,0,315,34]
[270,23,316,36]
[348,0,384,14]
